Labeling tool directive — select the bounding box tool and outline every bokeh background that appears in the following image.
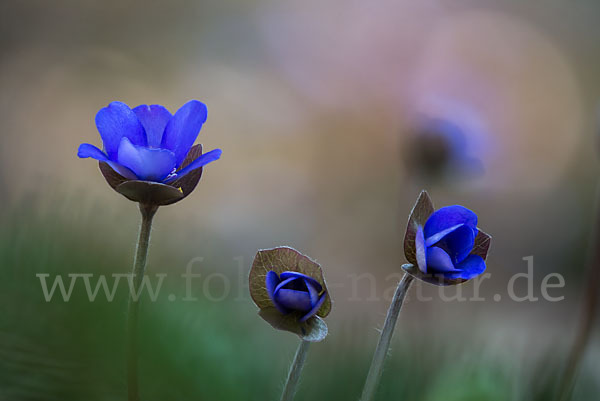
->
[1,0,599,400]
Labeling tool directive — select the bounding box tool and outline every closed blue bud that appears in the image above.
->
[266,271,327,323]
[416,206,483,279]
[403,191,491,286]
[249,247,331,341]
[77,100,222,205]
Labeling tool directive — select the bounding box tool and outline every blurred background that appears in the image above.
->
[1,0,599,399]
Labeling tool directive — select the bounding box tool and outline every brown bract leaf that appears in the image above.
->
[471,230,492,261]
[258,307,328,342]
[99,162,128,190]
[249,246,331,318]
[97,145,206,206]
[402,263,467,286]
[116,180,184,206]
[403,191,435,265]
[170,144,204,198]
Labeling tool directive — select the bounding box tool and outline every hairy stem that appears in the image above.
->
[127,204,158,401]
[280,339,311,401]
[556,185,600,401]
[360,273,414,401]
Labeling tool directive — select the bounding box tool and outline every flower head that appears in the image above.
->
[403,191,491,286]
[266,271,327,323]
[249,247,331,342]
[78,100,222,205]
[403,118,484,183]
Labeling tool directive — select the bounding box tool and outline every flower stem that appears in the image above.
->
[556,184,600,401]
[360,273,414,401]
[279,339,311,401]
[127,203,158,401]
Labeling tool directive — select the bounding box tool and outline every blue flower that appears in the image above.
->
[266,271,327,323]
[415,205,485,280]
[403,191,491,285]
[403,118,484,182]
[249,247,331,341]
[77,100,221,204]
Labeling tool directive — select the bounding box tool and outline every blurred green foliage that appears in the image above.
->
[0,194,597,400]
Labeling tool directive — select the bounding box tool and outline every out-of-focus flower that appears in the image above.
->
[403,191,491,286]
[402,118,483,182]
[77,100,222,205]
[249,247,331,342]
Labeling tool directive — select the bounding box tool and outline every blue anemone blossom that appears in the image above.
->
[78,100,222,184]
[266,271,327,323]
[414,205,485,280]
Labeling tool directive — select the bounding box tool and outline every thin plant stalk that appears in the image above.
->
[556,183,600,401]
[127,203,158,401]
[280,339,311,401]
[360,273,414,401]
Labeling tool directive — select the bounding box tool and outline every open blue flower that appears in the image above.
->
[414,205,485,280]
[266,271,327,323]
[78,100,221,184]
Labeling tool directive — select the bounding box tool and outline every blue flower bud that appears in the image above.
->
[266,271,327,323]
[249,247,331,342]
[403,191,491,286]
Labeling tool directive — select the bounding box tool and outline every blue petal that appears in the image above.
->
[164,149,222,183]
[447,254,486,280]
[95,101,147,159]
[434,224,475,264]
[106,162,138,180]
[160,100,208,166]
[424,205,478,239]
[305,280,319,307]
[266,271,288,314]
[424,224,464,247]
[279,271,322,292]
[117,137,177,181]
[274,277,299,294]
[275,289,312,312]
[299,292,327,323]
[266,271,280,300]
[426,246,460,273]
[78,143,137,179]
[78,143,109,161]
[133,104,172,148]
[415,225,427,273]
